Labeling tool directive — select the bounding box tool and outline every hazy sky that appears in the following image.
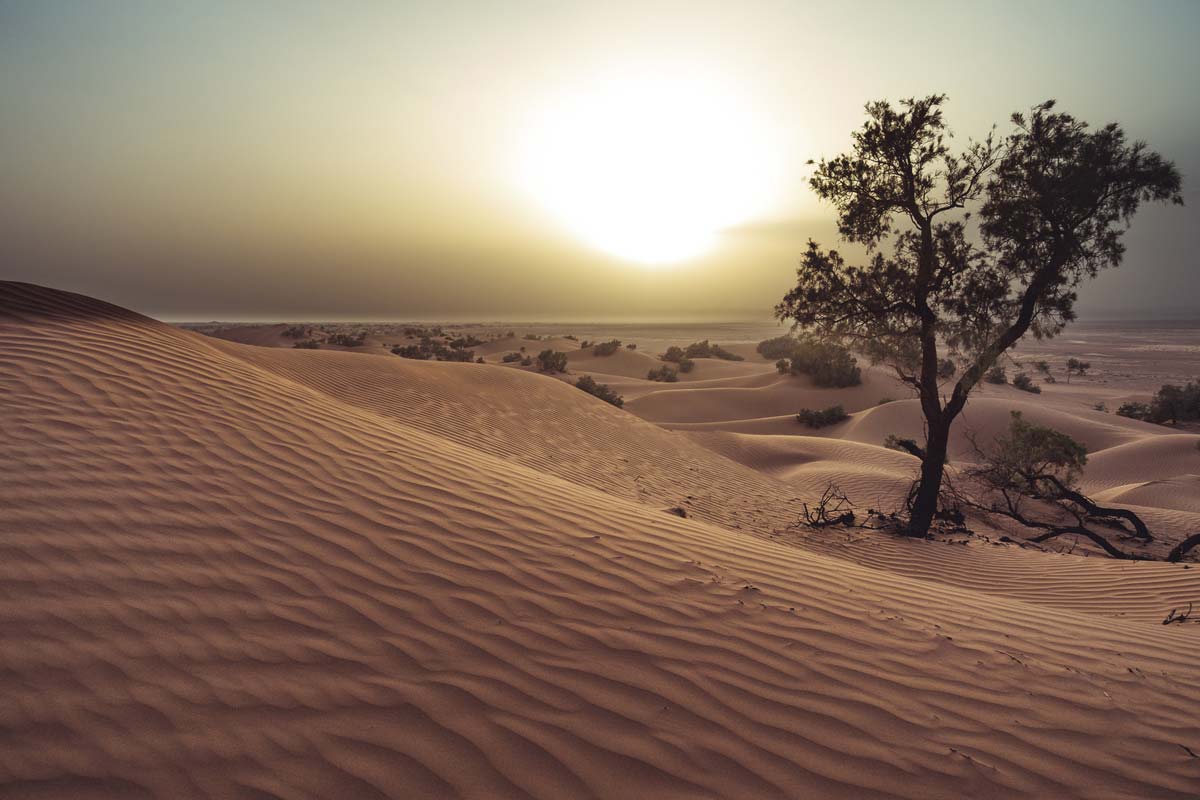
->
[2,1,1198,320]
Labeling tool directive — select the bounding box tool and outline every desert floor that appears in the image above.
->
[4,281,1200,799]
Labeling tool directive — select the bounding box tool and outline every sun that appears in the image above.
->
[518,66,777,266]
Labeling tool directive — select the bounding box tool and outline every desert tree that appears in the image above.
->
[1065,357,1090,383]
[776,96,1181,535]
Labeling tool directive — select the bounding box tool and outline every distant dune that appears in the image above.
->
[3,281,1200,799]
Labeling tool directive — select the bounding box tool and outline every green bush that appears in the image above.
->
[683,340,743,361]
[1012,372,1041,393]
[537,349,568,373]
[677,358,695,373]
[326,331,367,347]
[647,365,679,382]
[757,335,798,360]
[662,346,686,363]
[1116,401,1152,421]
[592,339,622,356]
[762,334,861,387]
[575,375,624,407]
[796,405,848,428]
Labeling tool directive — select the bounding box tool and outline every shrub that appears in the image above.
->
[985,365,1007,384]
[626,343,637,350]
[757,335,799,360]
[520,356,533,366]
[937,358,957,380]
[684,340,743,361]
[647,365,679,382]
[501,352,524,363]
[662,346,686,363]
[563,334,577,341]
[1012,372,1041,393]
[1148,380,1200,424]
[524,333,542,341]
[592,339,622,356]
[327,331,367,347]
[449,335,483,349]
[391,344,428,359]
[293,339,321,349]
[1065,357,1090,383]
[1093,401,1108,412]
[575,375,624,407]
[1116,401,1152,421]
[282,325,309,339]
[476,357,485,364]
[677,357,695,373]
[796,405,848,428]
[537,349,568,373]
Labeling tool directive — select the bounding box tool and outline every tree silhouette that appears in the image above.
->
[776,96,1181,536]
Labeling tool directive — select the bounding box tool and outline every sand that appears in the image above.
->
[3,281,1200,799]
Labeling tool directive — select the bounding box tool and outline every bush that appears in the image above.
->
[985,365,1007,384]
[537,349,568,373]
[592,339,622,356]
[575,375,624,407]
[293,339,321,349]
[326,331,367,347]
[1093,401,1108,412]
[282,325,309,339]
[683,340,743,361]
[449,335,483,349]
[1012,372,1041,393]
[1116,401,1152,421]
[796,405,848,428]
[647,365,679,382]
[476,357,485,364]
[1148,380,1200,424]
[524,333,542,341]
[937,358,957,380]
[521,356,533,366]
[391,344,429,359]
[677,357,695,373]
[501,352,524,363]
[626,343,637,350]
[662,346,686,363]
[1065,358,1091,383]
[757,335,799,360]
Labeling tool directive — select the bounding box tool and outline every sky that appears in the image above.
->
[2,0,1198,320]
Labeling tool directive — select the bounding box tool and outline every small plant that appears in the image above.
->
[1116,401,1151,420]
[282,324,309,339]
[769,335,861,387]
[662,346,686,363]
[592,339,622,356]
[476,357,485,364]
[293,339,321,349]
[677,357,695,373]
[684,340,744,361]
[326,331,367,347]
[524,333,542,341]
[1012,372,1041,393]
[647,365,679,382]
[984,365,1007,384]
[1093,401,1108,412]
[537,349,568,373]
[937,358,957,380]
[1065,358,1090,383]
[520,356,533,366]
[575,375,624,407]
[625,342,637,350]
[563,334,578,341]
[501,352,524,363]
[796,405,848,428]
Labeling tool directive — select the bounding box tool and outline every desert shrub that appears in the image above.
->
[449,335,483,349]
[985,365,1007,384]
[524,333,542,341]
[1065,357,1091,383]
[327,331,367,347]
[1093,401,1108,412]
[521,356,533,366]
[1012,372,1041,393]
[592,339,622,356]
[282,325,309,339]
[662,346,686,363]
[501,352,524,363]
[476,357,485,364]
[937,358,957,380]
[293,339,321,349]
[575,375,624,408]
[564,334,577,341]
[1148,380,1200,424]
[537,349,568,373]
[677,357,695,373]
[441,348,475,362]
[1116,401,1152,421]
[579,340,592,348]
[757,335,799,360]
[391,344,428,359]
[684,340,743,361]
[796,405,848,428]
[647,365,679,382]
[393,341,473,362]
[786,338,861,387]
[626,342,637,350]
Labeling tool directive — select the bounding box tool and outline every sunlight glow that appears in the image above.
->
[518,66,778,266]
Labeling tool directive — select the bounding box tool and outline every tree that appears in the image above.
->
[1065,357,1090,383]
[775,96,1181,535]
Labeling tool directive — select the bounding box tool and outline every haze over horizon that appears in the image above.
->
[3,0,1198,319]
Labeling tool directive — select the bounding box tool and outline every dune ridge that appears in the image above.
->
[3,282,1200,799]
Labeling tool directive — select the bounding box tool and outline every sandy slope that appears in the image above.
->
[3,282,1200,799]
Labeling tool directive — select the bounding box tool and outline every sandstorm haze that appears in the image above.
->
[2,0,1198,319]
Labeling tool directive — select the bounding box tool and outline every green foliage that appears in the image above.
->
[592,339,622,356]
[677,358,695,373]
[392,339,474,362]
[1012,372,1041,393]
[984,365,1007,384]
[772,335,862,387]
[683,340,744,361]
[1116,381,1200,424]
[1065,358,1090,383]
[974,411,1088,497]
[662,346,686,363]
[757,335,799,360]
[937,358,957,380]
[647,365,679,382]
[575,375,624,407]
[796,405,848,428]
[537,349,568,373]
[1116,401,1151,421]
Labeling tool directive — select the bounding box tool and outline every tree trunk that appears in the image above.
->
[907,417,951,536]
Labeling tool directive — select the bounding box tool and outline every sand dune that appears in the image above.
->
[3,282,1200,799]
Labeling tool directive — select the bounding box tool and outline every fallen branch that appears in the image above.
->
[1167,533,1200,563]
[1162,602,1193,625]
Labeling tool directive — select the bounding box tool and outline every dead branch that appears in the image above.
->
[802,484,856,528]
[1167,533,1200,563]
[1162,602,1193,625]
